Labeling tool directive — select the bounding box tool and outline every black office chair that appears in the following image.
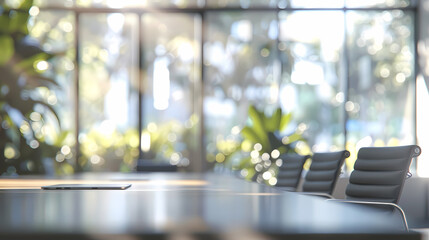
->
[302,150,350,196]
[332,145,421,231]
[136,159,178,172]
[275,153,310,191]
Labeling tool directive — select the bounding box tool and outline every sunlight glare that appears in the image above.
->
[153,58,170,110]
[141,131,151,152]
[107,13,125,33]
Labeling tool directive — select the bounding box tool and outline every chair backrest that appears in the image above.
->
[302,150,350,195]
[275,153,310,190]
[345,145,421,204]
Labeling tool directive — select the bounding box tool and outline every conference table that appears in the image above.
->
[0,172,421,240]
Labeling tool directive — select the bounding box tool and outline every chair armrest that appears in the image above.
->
[327,199,409,231]
[274,186,297,192]
[298,192,333,199]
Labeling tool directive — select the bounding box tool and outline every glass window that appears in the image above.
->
[78,13,139,171]
[278,11,346,153]
[141,13,202,170]
[204,11,279,166]
[29,10,76,174]
[2,0,417,175]
[345,10,415,170]
[0,6,76,175]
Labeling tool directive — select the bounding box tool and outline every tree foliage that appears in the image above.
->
[0,0,63,175]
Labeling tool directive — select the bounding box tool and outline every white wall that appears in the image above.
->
[417,0,429,177]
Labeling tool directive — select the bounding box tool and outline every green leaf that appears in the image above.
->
[245,168,256,181]
[1,114,21,145]
[237,156,252,170]
[241,126,261,144]
[26,75,59,88]
[265,107,282,132]
[19,0,34,10]
[287,132,303,143]
[9,11,29,35]
[0,35,14,65]
[14,37,52,59]
[32,100,61,128]
[279,112,292,131]
[16,52,50,68]
[53,131,70,146]
[247,105,270,149]
[0,15,11,34]
[267,132,283,150]
[14,52,51,75]
[277,146,288,154]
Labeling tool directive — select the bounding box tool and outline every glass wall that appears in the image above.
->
[78,13,139,171]
[31,10,77,174]
[277,10,346,152]
[345,10,415,169]
[204,11,280,168]
[141,13,201,171]
[0,0,418,175]
[0,3,76,175]
[204,7,416,173]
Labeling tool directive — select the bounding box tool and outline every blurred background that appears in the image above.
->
[1,0,428,185]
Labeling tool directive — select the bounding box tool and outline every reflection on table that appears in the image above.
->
[0,172,421,240]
